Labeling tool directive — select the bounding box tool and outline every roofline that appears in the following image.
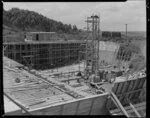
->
[27,32,56,34]
[3,40,85,45]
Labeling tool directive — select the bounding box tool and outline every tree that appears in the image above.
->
[3,8,79,34]
[73,25,78,32]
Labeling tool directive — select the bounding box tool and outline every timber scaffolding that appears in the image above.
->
[3,40,86,70]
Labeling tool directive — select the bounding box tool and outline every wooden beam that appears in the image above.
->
[116,87,145,97]
[110,92,129,117]
[129,103,141,117]
[88,98,95,115]
[75,101,80,115]
[110,102,146,114]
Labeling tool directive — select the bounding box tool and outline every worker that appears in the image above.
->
[106,71,111,82]
[103,70,107,80]
[109,73,114,83]
[93,75,100,83]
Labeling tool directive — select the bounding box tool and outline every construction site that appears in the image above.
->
[3,15,146,117]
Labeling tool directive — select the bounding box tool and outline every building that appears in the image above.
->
[25,32,59,41]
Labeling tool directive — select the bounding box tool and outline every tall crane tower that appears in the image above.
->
[85,14,100,75]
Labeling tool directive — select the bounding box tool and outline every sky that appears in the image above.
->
[3,1,146,31]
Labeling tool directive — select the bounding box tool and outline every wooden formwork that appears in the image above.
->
[10,93,109,115]
[107,77,146,110]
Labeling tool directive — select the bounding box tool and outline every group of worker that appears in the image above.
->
[76,66,129,84]
[91,70,117,83]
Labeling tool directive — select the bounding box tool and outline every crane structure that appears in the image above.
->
[84,14,100,75]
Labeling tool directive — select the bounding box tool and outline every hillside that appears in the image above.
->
[121,31,146,40]
[3,8,78,33]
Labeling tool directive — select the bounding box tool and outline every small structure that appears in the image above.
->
[25,32,57,41]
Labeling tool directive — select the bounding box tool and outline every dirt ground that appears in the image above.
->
[131,39,146,62]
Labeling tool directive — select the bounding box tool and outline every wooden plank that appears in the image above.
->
[75,101,80,115]
[130,80,144,100]
[130,79,137,91]
[88,98,96,115]
[112,83,119,94]
[43,106,61,115]
[106,98,112,110]
[121,95,126,106]
[135,78,142,89]
[136,78,142,89]
[128,79,137,100]
[129,103,141,117]
[110,102,146,114]
[59,105,64,115]
[121,81,127,93]
[122,81,130,93]
[110,92,129,117]
[124,81,133,101]
[30,110,43,115]
[132,79,139,91]
[138,78,145,89]
[139,89,145,100]
[132,91,139,101]
[116,82,124,94]
[29,99,63,110]
[143,80,146,88]
[90,95,108,115]
[119,95,124,105]
[109,100,115,110]
[62,102,78,115]
[77,99,92,115]
[135,78,145,100]
[113,81,127,107]
[127,80,134,92]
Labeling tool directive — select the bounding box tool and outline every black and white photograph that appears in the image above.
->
[3,1,146,116]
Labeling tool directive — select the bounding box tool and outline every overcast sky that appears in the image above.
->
[3,1,146,31]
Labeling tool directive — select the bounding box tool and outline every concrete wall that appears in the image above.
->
[97,41,120,65]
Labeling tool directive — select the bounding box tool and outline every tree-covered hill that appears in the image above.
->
[3,8,78,33]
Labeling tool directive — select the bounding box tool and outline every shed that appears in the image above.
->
[25,32,57,41]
